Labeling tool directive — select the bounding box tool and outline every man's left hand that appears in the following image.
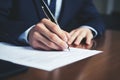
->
[68,27,93,46]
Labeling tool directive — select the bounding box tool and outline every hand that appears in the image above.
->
[70,40,94,49]
[28,18,69,50]
[68,27,93,46]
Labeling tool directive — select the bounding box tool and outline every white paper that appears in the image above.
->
[0,42,102,71]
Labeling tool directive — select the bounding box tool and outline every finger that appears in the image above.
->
[68,30,79,45]
[36,23,68,49]
[69,30,76,36]
[62,30,70,41]
[47,33,68,50]
[35,32,61,50]
[30,39,52,50]
[74,31,86,45]
[28,26,53,50]
[85,43,93,49]
[86,33,93,45]
[41,18,67,42]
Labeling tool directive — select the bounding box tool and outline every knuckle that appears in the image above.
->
[81,32,86,37]
[33,32,38,39]
[35,24,42,31]
[60,32,65,36]
[32,45,38,49]
[41,18,47,22]
[36,23,42,28]
[59,41,64,46]
[36,23,40,27]
[87,32,93,37]
[36,23,41,27]
[90,34,93,39]
[31,41,38,49]
[52,25,58,31]
[35,24,44,33]
[60,32,66,39]
[49,34,57,40]
[47,42,54,47]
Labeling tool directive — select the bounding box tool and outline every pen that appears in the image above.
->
[40,0,70,51]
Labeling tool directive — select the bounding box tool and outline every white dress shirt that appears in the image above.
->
[19,0,97,43]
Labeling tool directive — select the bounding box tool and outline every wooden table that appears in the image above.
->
[6,30,120,80]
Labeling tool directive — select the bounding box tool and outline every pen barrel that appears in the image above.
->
[40,0,59,25]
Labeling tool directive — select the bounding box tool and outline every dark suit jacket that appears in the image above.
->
[0,0,104,45]
[0,0,104,78]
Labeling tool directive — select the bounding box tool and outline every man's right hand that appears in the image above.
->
[28,18,69,50]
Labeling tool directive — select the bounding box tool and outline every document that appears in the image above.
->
[0,42,102,71]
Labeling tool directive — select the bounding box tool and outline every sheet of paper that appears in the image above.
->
[0,42,102,71]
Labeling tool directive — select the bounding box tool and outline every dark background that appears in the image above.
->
[103,12,120,30]
[93,0,120,31]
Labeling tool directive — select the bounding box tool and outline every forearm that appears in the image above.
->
[19,25,35,44]
[79,0,105,36]
[0,20,35,45]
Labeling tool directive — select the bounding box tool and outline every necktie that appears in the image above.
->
[44,0,56,15]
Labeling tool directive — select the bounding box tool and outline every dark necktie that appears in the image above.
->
[44,0,56,15]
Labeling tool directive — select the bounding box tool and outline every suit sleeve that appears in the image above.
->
[78,0,105,37]
[0,0,34,45]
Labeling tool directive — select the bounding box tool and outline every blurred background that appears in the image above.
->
[93,0,120,31]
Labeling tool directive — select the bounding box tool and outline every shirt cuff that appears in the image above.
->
[80,25,98,38]
[18,25,35,44]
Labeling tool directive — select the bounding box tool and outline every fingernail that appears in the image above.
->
[62,42,68,49]
[74,42,79,46]
[86,41,90,45]
[65,43,68,48]
[68,40,72,44]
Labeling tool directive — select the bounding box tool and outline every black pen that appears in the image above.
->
[40,0,70,51]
